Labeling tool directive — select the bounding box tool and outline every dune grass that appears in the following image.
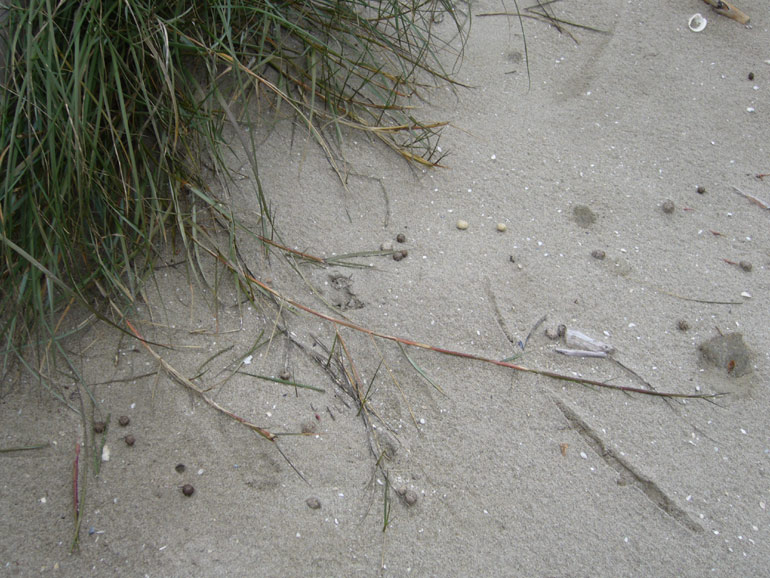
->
[0,0,466,386]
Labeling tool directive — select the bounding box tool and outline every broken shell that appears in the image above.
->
[456,219,469,230]
[565,329,615,354]
[688,13,707,32]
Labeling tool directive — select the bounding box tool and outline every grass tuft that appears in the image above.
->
[0,0,467,388]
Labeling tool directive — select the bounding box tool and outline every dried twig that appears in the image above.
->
[701,0,750,24]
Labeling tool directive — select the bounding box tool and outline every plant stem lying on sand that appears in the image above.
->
[196,240,720,401]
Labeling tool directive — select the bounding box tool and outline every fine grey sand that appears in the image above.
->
[2,1,769,576]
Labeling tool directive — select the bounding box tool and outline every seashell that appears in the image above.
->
[688,13,707,32]
[565,329,615,354]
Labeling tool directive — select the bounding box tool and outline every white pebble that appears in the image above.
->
[456,219,469,230]
[496,223,507,232]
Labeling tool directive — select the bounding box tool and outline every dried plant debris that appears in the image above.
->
[699,333,753,377]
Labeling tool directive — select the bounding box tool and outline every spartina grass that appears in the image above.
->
[0,0,468,389]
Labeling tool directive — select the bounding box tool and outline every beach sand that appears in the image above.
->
[2,1,769,575]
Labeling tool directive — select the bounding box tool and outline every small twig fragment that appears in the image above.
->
[733,186,769,210]
[555,348,608,358]
[701,0,750,24]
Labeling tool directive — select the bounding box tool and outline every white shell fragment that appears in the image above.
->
[565,329,615,354]
[456,219,469,230]
[688,13,707,32]
[555,348,608,358]
[101,444,111,462]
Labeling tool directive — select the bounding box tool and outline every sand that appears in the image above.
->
[2,1,769,575]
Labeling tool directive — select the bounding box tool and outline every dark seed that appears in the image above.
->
[182,484,195,497]
[400,249,408,258]
[591,249,606,260]
[118,416,130,427]
[393,252,404,262]
[175,464,186,473]
[124,435,136,446]
[748,72,755,81]
[557,324,567,338]
[396,233,406,243]
[677,319,690,332]
[661,200,675,214]
[279,370,291,381]
[306,497,321,509]
[739,261,752,272]
[696,185,706,194]
[93,421,106,434]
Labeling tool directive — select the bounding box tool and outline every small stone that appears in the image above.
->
[496,223,507,232]
[93,421,106,434]
[393,252,404,262]
[739,261,752,272]
[662,200,675,214]
[557,324,567,338]
[181,484,195,497]
[696,185,706,194]
[279,370,291,381]
[403,490,419,506]
[118,416,130,427]
[748,72,755,81]
[544,327,560,340]
[380,241,393,252]
[400,249,408,259]
[396,233,406,243]
[677,319,690,332]
[124,435,136,446]
[591,249,606,260]
[306,497,321,510]
[175,464,186,473]
[456,219,469,230]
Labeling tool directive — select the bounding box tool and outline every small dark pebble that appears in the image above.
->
[591,249,606,260]
[93,421,106,434]
[661,200,675,214]
[696,185,706,194]
[544,327,560,340]
[400,249,408,259]
[175,463,186,473]
[396,233,406,243]
[508,255,516,263]
[306,497,321,510]
[182,484,195,497]
[739,261,752,272]
[748,72,755,81]
[124,434,136,446]
[118,416,130,427]
[279,370,291,381]
[393,252,404,262]
[677,319,690,332]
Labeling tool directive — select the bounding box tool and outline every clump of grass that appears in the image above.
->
[0,0,466,385]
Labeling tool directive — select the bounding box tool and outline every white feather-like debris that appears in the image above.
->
[555,348,608,358]
[565,329,615,354]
